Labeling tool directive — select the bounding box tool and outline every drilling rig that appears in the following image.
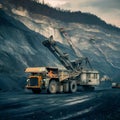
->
[25,36,100,94]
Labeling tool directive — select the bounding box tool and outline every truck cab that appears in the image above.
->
[25,67,59,93]
[79,70,100,85]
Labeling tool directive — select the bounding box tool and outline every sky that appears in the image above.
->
[39,0,120,28]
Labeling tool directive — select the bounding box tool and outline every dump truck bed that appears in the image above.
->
[25,67,47,73]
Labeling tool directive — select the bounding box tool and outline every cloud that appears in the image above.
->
[78,0,120,27]
[87,0,120,12]
[39,0,67,7]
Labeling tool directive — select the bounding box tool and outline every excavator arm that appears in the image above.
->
[43,35,92,72]
[42,36,75,71]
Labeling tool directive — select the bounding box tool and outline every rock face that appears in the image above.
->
[0,0,120,91]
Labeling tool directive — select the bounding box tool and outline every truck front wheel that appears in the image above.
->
[48,80,58,94]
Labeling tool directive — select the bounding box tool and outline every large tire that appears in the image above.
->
[69,80,77,93]
[48,80,58,94]
[32,89,41,94]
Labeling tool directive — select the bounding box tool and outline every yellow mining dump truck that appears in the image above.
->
[25,67,99,94]
[25,36,100,94]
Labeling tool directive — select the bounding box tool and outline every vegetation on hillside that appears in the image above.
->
[1,0,120,32]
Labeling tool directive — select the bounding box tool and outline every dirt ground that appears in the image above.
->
[0,89,120,120]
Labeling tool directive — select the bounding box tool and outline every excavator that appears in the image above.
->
[25,34,100,94]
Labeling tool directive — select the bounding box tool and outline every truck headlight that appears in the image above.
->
[27,79,30,82]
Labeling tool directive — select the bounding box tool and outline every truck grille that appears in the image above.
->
[30,78,38,86]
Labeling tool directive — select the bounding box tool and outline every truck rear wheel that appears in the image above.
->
[48,80,58,94]
[69,80,77,93]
